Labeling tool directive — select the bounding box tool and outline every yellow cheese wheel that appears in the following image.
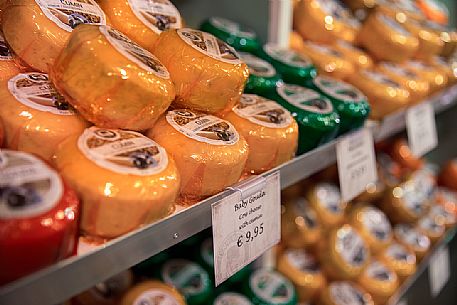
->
[147,109,249,203]
[402,19,443,60]
[354,180,386,203]
[319,281,374,305]
[357,12,419,63]
[357,260,399,305]
[51,25,175,131]
[394,224,430,260]
[306,182,346,230]
[300,41,355,80]
[377,62,430,103]
[54,126,180,239]
[0,72,88,161]
[223,94,298,174]
[347,69,410,120]
[376,0,425,22]
[333,40,373,70]
[378,242,416,282]
[2,0,106,73]
[403,60,447,92]
[99,0,182,52]
[153,28,249,114]
[416,214,445,244]
[0,32,20,81]
[120,281,186,305]
[342,0,376,11]
[426,56,457,85]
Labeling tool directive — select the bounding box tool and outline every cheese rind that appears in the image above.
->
[307,183,346,230]
[378,243,416,282]
[120,281,186,305]
[319,281,374,305]
[403,60,448,93]
[333,41,373,70]
[357,260,399,305]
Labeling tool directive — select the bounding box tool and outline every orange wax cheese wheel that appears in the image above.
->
[402,19,444,60]
[427,56,457,85]
[439,160,457,191]
[120,281,186,305]
[290,31,306,52]
[54,126,180,239]
[223,94,298,174]
[403,60,447,92]
[416,214,445,243]
[147,109,249,202]
[153,28,249,114]
[347,69,410,120]
[51,25,175,131]
[389,138,424,171]
[0,72,88,161]
[378,242,416,282]
[357,260,399,305]
[333,40,373,70]
[394,224,430,260]
[319,281,374,305]
[0,32,20,81]
[307,182,346,230]
[2,0,106,73]
[99,0,182,52]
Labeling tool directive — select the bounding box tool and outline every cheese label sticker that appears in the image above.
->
[402,186,427,216]
[386,244,415,263]
[133,290,181,305]
[285,249,320,274]
[214,292,253,305]
[238,52,276,77]
[431,205,456,226]
[34,0,106,32]
[330,282,368,305]
[395,225,430,250]
[378,14,410,36]
[335,227,368,267]
[8,73,75,115]
[361,207,391,241]
[263,44,312,69]
[0,150,63,219]
[381,62,418,79]
[128,0,181,34]
[78,127,169,176]
[209,17,256,39]
[293,197,318,229]
[418,217,443,235]
[315,183,343,214]
[313,76,366,103]
[161,260,209,296]
[166,109,239,146]
[407,60,434,72]
[100,26,170,78]
[366,261,394,282]
[0,32,13,61]
[363,70,401,88]
[250,270,295,304]
[277,84,334,114]
[304,41,342,57]
[234,94,293,128]
[178,29,241,64]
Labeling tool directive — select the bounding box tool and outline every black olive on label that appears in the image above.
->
[267,111,281,123]
[155,15,168,31]
[216,131,231,141]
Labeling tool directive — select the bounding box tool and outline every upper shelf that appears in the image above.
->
[1,84,457,305]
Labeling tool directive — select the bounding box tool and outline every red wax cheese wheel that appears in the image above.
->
[51,25,175,131]
[152,28,249,114]
[2,0,106,73]
[0,32,20,81]
[54,127,180,239]
[223,94,298,174]
[0,150,80,285]
[147,109,249,203]
[0,72,89,161]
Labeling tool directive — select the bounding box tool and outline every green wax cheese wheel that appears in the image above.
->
[213,292,254,305]
[308,76,370,135]
[258,44,317,86]
[200,17,261,53]
[160,259,213,305]
[243,269,297,305]
[238,52,283,96]
[265,84,340,154]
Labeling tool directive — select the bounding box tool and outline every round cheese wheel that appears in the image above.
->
[0,32,20,82]
[389,138,424,171]
[223,94,298,174]
[348,205,393,253]
[212,292,254,305]
[357,12,419,63]
[403,60,448,92]
[433,187,457,219]
[427,56,457,85]
[2,0,106,73]
[51,25,175,131]
[439,160,457,191]
[394,224,430,260]
[354,180,386,203]
[347,69,410,120]
[342,0,376,11]
[153,28,249,114]
[357,260,399,305]
[120,280,186,305]
[54,126,180,239]
[421,20,457,59]
[377,153,403,188]
[376,0,425,22]
[318,224,370,280]
[307,183,346,230]
[402,18,444,60]
[378,242,416,282]
[319,281,374,305]
[99,0,182,52]
[416,214,445,243]
[333,40,374,70]
[290,31,306,52]
[0,72,89,161]
[0,150,80,285]
[429,203,457,229]
[416,0,449,25]
[377,62,430,103]
[147,109,248,203]
[300,41,355,80]
[277,248,326,302]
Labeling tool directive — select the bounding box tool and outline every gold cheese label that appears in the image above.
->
[127,0,181,34]
[277,84,334,114]
[238,52,276,77]
[209,17,256,38]
[313,76,366,103]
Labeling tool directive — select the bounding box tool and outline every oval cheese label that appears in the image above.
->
[250,270,295,304]
[166,109,239,146]
[315,183,343,215]
[0,150,63,219]
[161,260,208,296]
[239,52,276,77]
[200,238,214,268]
[418,216,444,235]
[394,224,430,250]
[329,282,369,305]
[209,17,256,39]
[402,185,427,216]
[78,127,169,176]
[313,76,366,103]
[0,32,13,61]
[378,14,410,36]
[335,226,368,267]
[317,0,359,28]
[386,243,415,263]
[304,41,342,57]
[132,290,182,305]
[293,197,318,229]
[407,60,434,72]
[363,70,401,88]
[178,28,241,64]
[214,292,253,305]
[8,72,74,115]
[263,44,312,69]
[361,207,392,241]
[100,26,170,78]
[380,62,419,79]
[285,249,320,274]
[128,0,181,34]
[365,261,394,282]
[430,205,456,225]
[34,0,106,32]
[277,84,334,114]
[233,94,293,128]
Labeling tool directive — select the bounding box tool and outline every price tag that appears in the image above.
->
[406,102,438,157]
[336,128,377,202]
[429,246,450,297]
[211,172,281,286]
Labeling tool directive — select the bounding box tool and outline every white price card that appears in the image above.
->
[336,128,377,202]
[429,246,450,297]
[406,102,438,157]
[211,172,281,286]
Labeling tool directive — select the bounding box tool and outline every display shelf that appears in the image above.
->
[1,84,457,305]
